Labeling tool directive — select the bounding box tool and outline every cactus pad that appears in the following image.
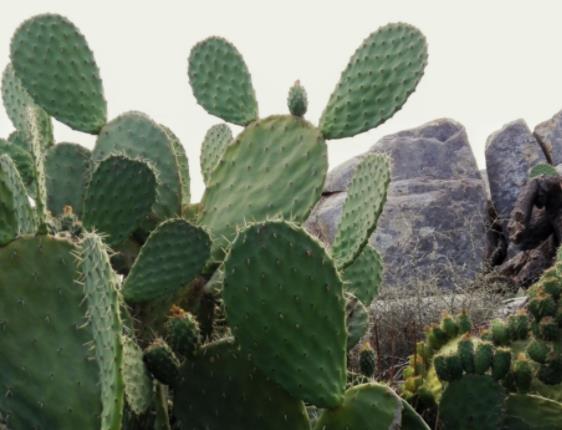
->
[223,221,346,407]
[93,112,182,219]
[1,64,53,147]
[10,14,106,133]
[122,335,153,416]
[161,124,190,205]
[332,154,390,269]
[319,23,427,139]
[0,237,102,429]
[314,383,403,430]
[83,155,156,246]
[123,219,211,303]
[504,394,562,429]
[530,163,558,178]
[345,293,370,350]
[45,143,91,217]
[439,374,505,430]
[200,123,233,185]
[0,138,35,195]
[173,339,310,430]
[401,399,431,430]
[342,244,383,305]
[200,115,327,252]
[0,155,35,244]
[188,37,258,126]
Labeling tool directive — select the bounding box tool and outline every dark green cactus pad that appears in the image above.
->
[319,23,427,139]
[223,221,346,408]
[504,394,562,429]
[401,399,431,430]
[342,244,383,305]
[0,237,102,429]
[439,374,505,430]
[123,219,211,303]
[78,233,125,429]
[0,138,35,195]
[1,64,53,147]
[200,123,233,185]
[161,124,190,205]
[0,155,35,245]
[143,339,180,386]
[332,154,390,269]
[530,163,558,178]
[122,335,153,416]
[173,339,309,430]
[10,14,106,133]
[200,115,327,253]
[345,293,370,351]
[93,112,182,219]
[83,155,156,246]
[45,143,92,217]
[313,383,403,430]
[188,37,258,126]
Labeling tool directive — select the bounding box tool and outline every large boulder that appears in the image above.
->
[485,119,546,231]
[306,118,489,291]
[534,109,562,164]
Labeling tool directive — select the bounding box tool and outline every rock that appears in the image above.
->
[534,109,562,164]
[485,119,546,231]
[307,118,489,290]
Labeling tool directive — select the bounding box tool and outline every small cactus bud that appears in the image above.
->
[287,80,307,117]
[513,355,533,392]
[528,294,557,321]
[433,354,450,382]
[426,324,448,351]
[458,336,475,373]
[440,314,459,339]
[537,353,562,385]
[492,347,511,381]
[165,305,201,358]
[143,338,180,386]
[542,277,561,301]
[457,310,472,334]
[527,339,549,364]
[538,316,558,341]
[475,342,494,374]
[358,342,376,377]
[491,319,509,346]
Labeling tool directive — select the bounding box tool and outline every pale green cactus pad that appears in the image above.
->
[319,23,427,139]
[188,37,258,126]
[93,112,182,219]
[161,124,191,205]
[345,293,370,351]
[10,14,106,133]
[45,143,92,217]
[401,399,431,430]
[342,244,383,305]
[173,339,310,430]
[0,138,35,196]
[0,237,101,429]
[1,64,53,147]
[223,221,346,408]
[83,155,156,246]
[122,335,153,416]
[314,383,403,430]
[504,394,562,429]
[123,219,211,303]
[200,123,233,186]
[200,115,327,253]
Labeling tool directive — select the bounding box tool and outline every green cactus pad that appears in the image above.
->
[0,155,35,244]
[439,374,505,430]
[200,123,233,185]
[504,394,562,429]
[83,155,156,246]
[10,14,106,133]
[78,233,125,429]
[345,293,370,351]
[332,154,390,269]
[223,221,346,408]
[7,130,30,152]
[122,335,153,416]
[200,115,327,253]
[25,108,48,231]
[0,138,35,195]
[45,143,92,217]
[1,64,53,147]
[173,339,310,430]
[530,163,558,178]
[0,237,101,429]
[161,124,190,205]
[314,383,403,430]
[342,244,383,305]
[93,112,182,219]
[188,37,258,126]
[123,219,211,303]
[319,23,427,139]
[401,399,431,430]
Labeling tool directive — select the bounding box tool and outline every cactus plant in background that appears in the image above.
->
[0,11,432,430]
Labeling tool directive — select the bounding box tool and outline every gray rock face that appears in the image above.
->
[485,120,546,230]
[306,118,489,290]
[534,109,562,164]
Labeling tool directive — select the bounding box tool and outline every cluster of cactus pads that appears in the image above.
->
[0,13,432,430]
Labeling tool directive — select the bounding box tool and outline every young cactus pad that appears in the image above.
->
[223,221,347,407]
[10,14,106,133]
[199,123,233,186]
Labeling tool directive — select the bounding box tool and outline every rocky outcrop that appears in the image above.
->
[307,118,489,291]
[534,109,562,164]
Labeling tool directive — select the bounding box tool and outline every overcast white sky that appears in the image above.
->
[2,1,562,200]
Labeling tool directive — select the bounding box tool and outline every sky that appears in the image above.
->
[1,0,562,200]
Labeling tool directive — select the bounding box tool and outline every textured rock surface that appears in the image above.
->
[485,120,546,230]
[307,119,488,290]
[534,109,562,164]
